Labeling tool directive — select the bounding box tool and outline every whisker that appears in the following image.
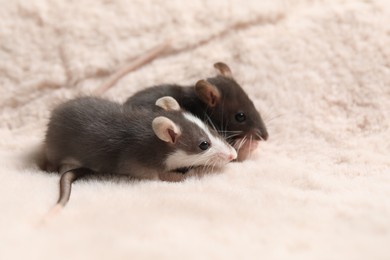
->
[220,95,225,132]
[219,130,243,140]
[193,153,208,168]
[204,113,217,132]
[236,136,247,152]
[249,135,253,159]
[212,161,217,173]
[224,133,242,139]
[178,140,190,147]
[255,132,263,141]
[204,157,213,173]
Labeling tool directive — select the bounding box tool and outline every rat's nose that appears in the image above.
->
[252,129,268,141]
[228,149,238,161]
[261,129,269,141]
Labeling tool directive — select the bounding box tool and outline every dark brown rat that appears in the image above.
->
[43,96,236,210]
[124,62,268,161]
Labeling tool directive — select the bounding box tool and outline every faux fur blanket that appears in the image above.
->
[1,0,389,259]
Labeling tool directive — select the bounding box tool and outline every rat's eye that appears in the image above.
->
[235,112,246,122]
[199,141,210,151]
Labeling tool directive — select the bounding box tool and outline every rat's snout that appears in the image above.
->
[250,128,268,141]
[261,129,269,141]
[215,146,237,163]
[228,148,238,161]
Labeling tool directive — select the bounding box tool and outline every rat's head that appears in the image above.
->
[194,62,268,161]
[152,96,237,173]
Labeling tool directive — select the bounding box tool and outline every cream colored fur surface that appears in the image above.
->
[1,0,390,259]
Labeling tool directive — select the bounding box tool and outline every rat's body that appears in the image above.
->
[124,63,268,161]
[44,96,236,209]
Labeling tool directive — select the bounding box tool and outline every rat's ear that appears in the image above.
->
[214,62,233,78]
[155,96,181,111]
[152,116,181,143]
[195,80,221,107]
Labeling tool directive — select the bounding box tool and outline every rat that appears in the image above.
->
[124,62,268,161]
[43,96,237,210]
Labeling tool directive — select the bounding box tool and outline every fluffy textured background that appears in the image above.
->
[1,0,389,259]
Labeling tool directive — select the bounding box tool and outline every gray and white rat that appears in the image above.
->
[43,96,237,209]
[124,62,268,161]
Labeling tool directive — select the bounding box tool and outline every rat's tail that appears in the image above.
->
[57,168,89,206]
[36,168,90,227]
